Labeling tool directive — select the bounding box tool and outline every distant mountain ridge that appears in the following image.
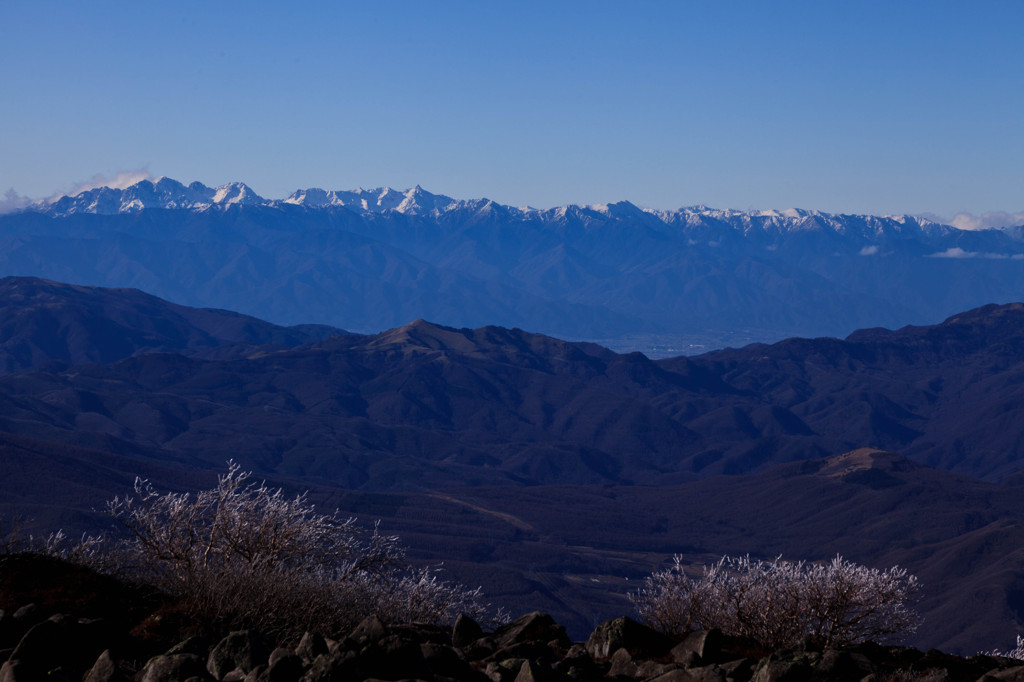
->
[3,277,1024,486]
[27,178,1024,262]
[27,177,1024,240]
[0,276,344,373]
[5,178,1024,348]
[20,176,993,233]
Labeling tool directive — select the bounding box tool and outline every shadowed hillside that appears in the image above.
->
[2,280,1024,485]
[0,276,343,373]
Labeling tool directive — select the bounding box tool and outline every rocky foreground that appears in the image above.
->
[1,554,1023,682]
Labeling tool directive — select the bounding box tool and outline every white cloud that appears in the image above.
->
[859,245,879,256]
[928,247,1024,260]
[0,188,32,214]
[930,247,975,258]
[920,211,1024,231]
[67,169,154,196]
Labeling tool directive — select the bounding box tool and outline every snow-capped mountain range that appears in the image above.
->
[32,178,467,216]
[27,177,1024,257]
[29,176,1009,239]
[5,176,1024,351]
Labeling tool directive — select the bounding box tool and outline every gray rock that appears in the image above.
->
[648,668,728,682]
[586,616,674,660]
[10,606,40,624]
[137,653,209,682]
[452,614,486,649]
[672,630,726,667]
[980,666,1024,682]
[299,650,362,682]
[346,615,387,646]
[810,649,875,682]
[485,641,554,665]
[166,637,211,657]
[751,657,812,682]
[0,660,27,682]
[720,658,756,681]
[242,664,267,682]
[493,613,570,650]
[463,636,498,661]
[9,613,110,680]
[608,648,639,678]
[207,631,269,681]
[294,633,327,665]
[84,649,121,682]
[513,658,559,682]
[421,641,473,680]
[484,658,527,682]
[266,649,304,682]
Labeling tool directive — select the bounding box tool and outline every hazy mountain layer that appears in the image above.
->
[5,178,1024,349]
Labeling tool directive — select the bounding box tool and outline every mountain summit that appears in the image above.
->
[282,184,457,214]
[38,178,266,215]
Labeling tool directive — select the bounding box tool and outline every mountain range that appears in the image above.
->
[2,276,1023,487]
[4,178,1024,351]
[2,277,1024,652]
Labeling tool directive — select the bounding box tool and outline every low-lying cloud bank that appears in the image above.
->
[929,247,1024,259]
[921,211,1024,231]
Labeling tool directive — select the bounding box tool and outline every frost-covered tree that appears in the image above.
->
[101,462,489,638]
[631,554,920,648]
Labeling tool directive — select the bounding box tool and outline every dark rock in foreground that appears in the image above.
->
[1,553,1022,682]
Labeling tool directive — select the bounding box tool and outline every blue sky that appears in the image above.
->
[2,1,1021,218]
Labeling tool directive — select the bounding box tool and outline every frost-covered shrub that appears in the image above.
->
[631,554,920,648]
[985,635,1024,660]
[99,462,489,638]
[1,515,113,573]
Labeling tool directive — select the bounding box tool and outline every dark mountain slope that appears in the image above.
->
[0,277,343,373]
[2,280,1024,484]
[0,319,717,489]
[0,429,216,533]
[674,303,1024,480]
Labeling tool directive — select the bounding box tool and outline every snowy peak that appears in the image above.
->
[37,179,265,215]
[587,200,650,220]
[283,187,345,208]
[283,185,459,215]
[211,182,263,206]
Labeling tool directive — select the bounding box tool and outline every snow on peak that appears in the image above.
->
[757,208,817,220]
[212,182,263,205]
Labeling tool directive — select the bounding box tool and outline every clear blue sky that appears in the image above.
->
[2,1,1021,217]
